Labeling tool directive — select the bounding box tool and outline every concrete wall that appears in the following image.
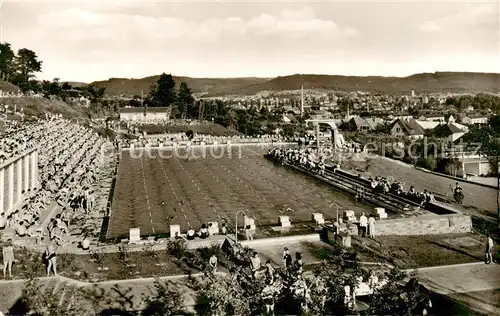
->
[463,161,491,176]
[373,214,472,236]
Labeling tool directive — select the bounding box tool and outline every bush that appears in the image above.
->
[416,156,437,171]
[197,243,221,261]
[94,126,116,140]
[436,157,462,176]
[166,238,187,259]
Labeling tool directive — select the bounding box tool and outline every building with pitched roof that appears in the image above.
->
[431,123,467,142]
[345,116,383,132]
[390,117,425,140]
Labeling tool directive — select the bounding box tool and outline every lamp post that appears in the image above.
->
[0,0,3,43]
[235,210,247,243]
[329,202,340,222]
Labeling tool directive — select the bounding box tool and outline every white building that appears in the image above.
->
[461,115,489,125]
[119,107,170,121]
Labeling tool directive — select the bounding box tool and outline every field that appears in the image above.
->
[108,145,374,239]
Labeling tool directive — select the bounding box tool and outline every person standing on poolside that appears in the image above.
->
[2,239,14,278]
[368,215,376,238]
[44,240,58,276]
[250,252,261,279]
[485,234,494,264]
[282,247,292,270]
[359,213,368,238]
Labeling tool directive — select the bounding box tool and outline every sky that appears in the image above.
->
[2,0,499,82]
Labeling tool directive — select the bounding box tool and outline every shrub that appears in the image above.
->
[166,238,187,259]
[416,156,437,171]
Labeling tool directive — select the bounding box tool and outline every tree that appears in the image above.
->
[13,48,42,84]
[375,122,392,134]
[142,279,186,316]
[478,115,500,228]
[368,269,431,316]
[0,42,15,81]
[16,276,93,316]
[41,78,61,98]
[310,256,363,315]
[61,82,72,91]
[129,95,142,107]
[149,73,176,107]
[196,268,263,316]
[85,84,106,103]
[177,81,195,119]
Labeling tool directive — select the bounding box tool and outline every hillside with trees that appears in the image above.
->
[91,72,500,97]
[0,41,111,118]
[91,76,269,97]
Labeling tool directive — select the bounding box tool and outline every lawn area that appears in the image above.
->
[3,246,191,282]
[354,233,487,269]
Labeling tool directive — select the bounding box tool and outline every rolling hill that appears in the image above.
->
[90,76,270,97]
[242,72,500,95]
[89,72,500,97]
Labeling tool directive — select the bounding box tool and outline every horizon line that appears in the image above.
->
[52,70,500,84]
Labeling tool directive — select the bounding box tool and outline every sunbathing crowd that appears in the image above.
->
[368,176,437,204]
[267,147,329,174]
[0,120,50,164]
[0,116,106,241]
[117,133,288,148]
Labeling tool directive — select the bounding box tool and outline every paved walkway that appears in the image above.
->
[467,176,497,188]
[414,262,500,315]
[414,262,500,294]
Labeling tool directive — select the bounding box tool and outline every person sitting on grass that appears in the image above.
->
[186,227,195,240]
[199,223,208,239]
[209,254,218,275]
[82,236,90,251]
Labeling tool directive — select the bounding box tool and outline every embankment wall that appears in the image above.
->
[373,214,472,236]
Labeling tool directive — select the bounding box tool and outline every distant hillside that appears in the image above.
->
[0,80,20,93]
[87,72,500,97]
[237,72,500,95]
[90,76,269,97]
[64,81,88,88]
